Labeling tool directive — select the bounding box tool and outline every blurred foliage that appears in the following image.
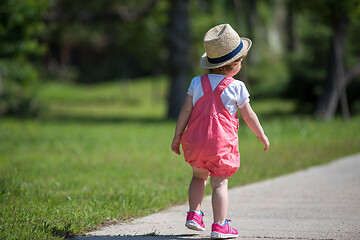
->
[42,0,168,82]
[1,0,360,117]
[0,0,49,117]
[0,0,48,58]
[284,0,360,114]
[0,60,42,117]
[284,12,333,112]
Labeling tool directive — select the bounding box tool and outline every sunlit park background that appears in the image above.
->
[1,0,360,239]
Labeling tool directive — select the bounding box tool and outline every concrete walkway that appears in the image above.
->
[75,154,360,240]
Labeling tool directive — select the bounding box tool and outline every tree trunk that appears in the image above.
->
[268,0,286,55]
[285,1,296,53]
[233,0,249,87]
[336,25,350,122]
[315,17,349,121]
[167,0,190,119]
[0,64,3,97]
[243,0,259,65]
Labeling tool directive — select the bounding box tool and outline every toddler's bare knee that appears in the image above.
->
[193,175,209,182]
[192,167,210,181]
[211,177,228,189]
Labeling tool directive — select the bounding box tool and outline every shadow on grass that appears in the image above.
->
[40,108,297,125]
[72,234,209,240]
[40,114,173,125]
[256,110,298,121]
[52,226,76,239]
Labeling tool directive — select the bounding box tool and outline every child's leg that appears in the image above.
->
[210,177,228,224]
[189,167,210,211]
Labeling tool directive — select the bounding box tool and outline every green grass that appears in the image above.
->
[38,76,168,120]
[1,77,360,239]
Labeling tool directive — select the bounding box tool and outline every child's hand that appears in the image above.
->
[171,135,182,155]
[258,134,270,152]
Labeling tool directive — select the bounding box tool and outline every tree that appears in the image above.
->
[166,0,191,119]
[286,0,360,120]
[315,16,350,120]
[43,0,163,83]
[241,0,259,65]
[0,0,49,117]
[307,0,360,120]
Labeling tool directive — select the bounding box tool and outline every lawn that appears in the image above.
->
[1,77,359,239]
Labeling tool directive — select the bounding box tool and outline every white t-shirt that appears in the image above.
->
[187,74,250,117]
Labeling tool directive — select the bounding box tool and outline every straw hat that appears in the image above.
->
[200,24,252,69]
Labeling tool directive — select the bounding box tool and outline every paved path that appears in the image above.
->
[75,154,360,240]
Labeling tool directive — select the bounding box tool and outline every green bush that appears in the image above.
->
[0,60,42,117]
[0,0,49,117]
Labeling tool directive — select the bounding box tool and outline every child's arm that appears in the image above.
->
[171,94,193,155]
[240,103,270,151]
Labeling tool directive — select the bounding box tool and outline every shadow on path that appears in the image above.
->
[72,234,209,240]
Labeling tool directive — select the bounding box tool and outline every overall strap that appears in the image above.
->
[201,74,212,94]
[213,76,237,117]
[214,76,234,95]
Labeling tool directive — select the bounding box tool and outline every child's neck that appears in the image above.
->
[209,70,227,76]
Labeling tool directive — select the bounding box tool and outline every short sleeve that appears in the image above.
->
[236,81,250,108]
[187,77,196,96]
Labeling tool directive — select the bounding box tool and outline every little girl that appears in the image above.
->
[171,24,270,238]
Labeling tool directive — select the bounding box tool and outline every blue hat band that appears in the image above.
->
[207,41,243,64]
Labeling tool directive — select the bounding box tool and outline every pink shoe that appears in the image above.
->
[211,220,239,239]
[185,211,205,231]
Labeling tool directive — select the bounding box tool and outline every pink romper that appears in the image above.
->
[181,74,240,178]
